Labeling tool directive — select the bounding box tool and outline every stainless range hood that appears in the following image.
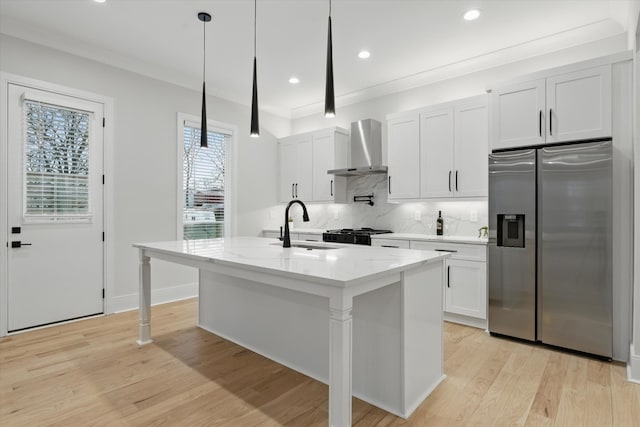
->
[328,119,387,176]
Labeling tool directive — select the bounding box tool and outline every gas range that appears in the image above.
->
[322,228,392,246]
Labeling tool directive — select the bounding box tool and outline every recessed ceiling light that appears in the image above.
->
[288,77,300,84]
[94,0,106,3]
[463,9,480,21]
[358,50,371,59]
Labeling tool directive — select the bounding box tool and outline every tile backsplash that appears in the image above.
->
[267,174,488,237]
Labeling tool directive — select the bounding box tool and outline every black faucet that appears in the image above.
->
[283,199,309,248]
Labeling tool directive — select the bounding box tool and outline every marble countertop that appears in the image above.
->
[134,237,448,287]
[371,233,488,245]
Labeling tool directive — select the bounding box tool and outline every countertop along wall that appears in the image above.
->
[0,34,290,313]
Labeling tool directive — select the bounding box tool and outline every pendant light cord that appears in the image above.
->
[329,0,331,17]
[203,18,206,83]
[254,0,257,57]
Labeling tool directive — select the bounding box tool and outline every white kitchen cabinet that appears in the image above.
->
[387,113,420,200]
[444,258,487,319]
[490,79,546,150]
[279,128,348,203]
[419,107,454,198]
[545,66,611,143]
[311,130,348,203]
[419,98,488,198]
[278,135,312,202]
[410,240,487,326]
[453,98,489,198]
[491,64,611,150]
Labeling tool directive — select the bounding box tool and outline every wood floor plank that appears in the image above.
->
[1,299,639,426]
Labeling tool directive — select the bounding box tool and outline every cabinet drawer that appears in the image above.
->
[371,238,410,249]
[409,241,486,261]
[298,233,321,242]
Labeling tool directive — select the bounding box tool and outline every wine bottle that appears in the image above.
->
[436,211,444,236]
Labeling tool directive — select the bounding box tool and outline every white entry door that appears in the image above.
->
[6,84,104,332]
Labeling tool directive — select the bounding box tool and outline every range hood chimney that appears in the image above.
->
[328,119,387,176]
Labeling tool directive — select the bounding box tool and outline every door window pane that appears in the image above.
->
[24,100,91,221]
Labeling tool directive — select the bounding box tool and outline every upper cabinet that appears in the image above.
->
[278,127,348,203]
[491,64,611,150]
[387,113,420,200]
[387,94,488,201]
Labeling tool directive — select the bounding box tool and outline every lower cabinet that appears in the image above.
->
[444,258,487,320]
[373,238,487,328]
[410,240,487,328]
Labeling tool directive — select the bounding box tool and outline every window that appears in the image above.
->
[23,100,92,221]
[179,116,233,240]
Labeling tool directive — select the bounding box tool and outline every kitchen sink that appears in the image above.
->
[270,242,339,250]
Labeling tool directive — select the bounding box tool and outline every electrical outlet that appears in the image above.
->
[470,210,478,222]
[270,208,277,219]
[333,210,340,220]
[414,210,421,221]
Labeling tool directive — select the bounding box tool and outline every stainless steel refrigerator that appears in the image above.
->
[488,140,612,358]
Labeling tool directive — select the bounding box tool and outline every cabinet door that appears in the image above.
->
[445,259,487,319]
[312,131,335,202]
[387,113,420,200]
[454,99,488,197]
[295,139,313,201]
[420,107,454,198]
[491,79,545,150]
[279,141,298,203]
[546,65,611,143]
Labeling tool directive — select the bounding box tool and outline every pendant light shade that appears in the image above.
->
[250,0,260,137]
[324,0,335,118]
[198,12,211,147]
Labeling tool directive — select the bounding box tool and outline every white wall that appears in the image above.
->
[0,34,290,313]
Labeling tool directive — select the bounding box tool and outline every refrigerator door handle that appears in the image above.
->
[447,266,451,288]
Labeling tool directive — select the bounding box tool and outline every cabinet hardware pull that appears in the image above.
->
[435,249,457,253]
[539,110,542,137]
[455,170,459,192]
[382,245,399,248]
[449,171,452,192]
[388,176,391,194]
[292,183,294,198]
[330,179,333,197]
[549,108,552,136]
[295,183,298,198]
[447,265,451,288]
[11,241,32,248]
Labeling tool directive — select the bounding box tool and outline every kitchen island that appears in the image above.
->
[133,237,448,427]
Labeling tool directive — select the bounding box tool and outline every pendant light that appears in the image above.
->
[324,0,335,118]
[198,12,211,147]
[250,0,260,137]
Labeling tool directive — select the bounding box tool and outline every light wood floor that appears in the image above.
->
[1,299,639,426]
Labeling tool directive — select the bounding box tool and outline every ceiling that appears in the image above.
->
[0,0,631,118]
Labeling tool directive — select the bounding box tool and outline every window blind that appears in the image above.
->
[23,100,91,221]
[183,125,226,240]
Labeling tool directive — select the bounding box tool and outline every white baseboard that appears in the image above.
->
[628,343,640,384]
[110,282,197,313]
[444,312,487,330]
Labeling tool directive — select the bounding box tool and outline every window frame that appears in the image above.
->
[176,113,236,240]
